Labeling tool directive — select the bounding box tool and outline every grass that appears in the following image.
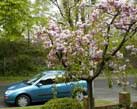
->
[0,76,31,83]
[4,105,42,109]
[95,99,117,106]
[3,99,115,109]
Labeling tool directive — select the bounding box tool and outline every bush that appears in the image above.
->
[0,39,48,76]
[41,98,82,109]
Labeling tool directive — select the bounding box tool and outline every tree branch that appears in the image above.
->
[92,11,120,80]
[125,27,137,42]
[92,60,105,80]
[47,32,68,68]
[91,12,120,81]
[51,0,64,18]
[112,22,136,56]
[67,8,74,28]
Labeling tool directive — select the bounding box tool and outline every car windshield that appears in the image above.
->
[25,70,64,85]
[26,72,45,85]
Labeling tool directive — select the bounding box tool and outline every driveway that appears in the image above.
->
[0,77,137,108]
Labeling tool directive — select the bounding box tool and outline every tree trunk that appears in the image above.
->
[3,57,6,76]
[27,29,30,47]
[87,79,95,109]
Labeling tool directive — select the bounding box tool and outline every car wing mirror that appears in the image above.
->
[36,83,43,87]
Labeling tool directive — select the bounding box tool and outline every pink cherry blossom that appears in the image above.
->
[33,0,137,81]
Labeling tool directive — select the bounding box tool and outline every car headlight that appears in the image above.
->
[5,90,14,95]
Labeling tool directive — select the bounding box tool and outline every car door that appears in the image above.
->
[32,78,55,101]
[56,80,87,98]
[56,80,78,98]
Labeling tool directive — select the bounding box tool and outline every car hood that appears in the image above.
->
[6,82,30,90]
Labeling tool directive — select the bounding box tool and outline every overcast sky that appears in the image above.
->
[30,0,135,15]
[30,0,130,3]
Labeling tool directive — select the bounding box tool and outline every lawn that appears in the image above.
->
[4,105,42,109]
[95,99,116,106]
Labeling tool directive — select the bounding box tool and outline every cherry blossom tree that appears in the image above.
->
[49,0,95,29]
[35,0,137,109]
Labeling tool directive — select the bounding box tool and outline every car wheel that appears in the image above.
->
[16,95,30,107]
[75,91,84,101]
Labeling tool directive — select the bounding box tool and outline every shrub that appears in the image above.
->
[0,39,48,76]
[41,98,82,109]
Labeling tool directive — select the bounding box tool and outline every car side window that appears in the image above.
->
[40,79,55,85]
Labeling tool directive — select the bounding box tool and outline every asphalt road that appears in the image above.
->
[0,83,7,108]
[0,77,137,108]
[94,77,137,101]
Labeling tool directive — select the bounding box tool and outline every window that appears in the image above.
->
[40,79,55,85]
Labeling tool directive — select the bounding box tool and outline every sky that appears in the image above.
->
[30,0,135,13]
[30,0,129,3]
[30,0,134,4]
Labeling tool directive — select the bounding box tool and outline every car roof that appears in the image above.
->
[40,70,65,79]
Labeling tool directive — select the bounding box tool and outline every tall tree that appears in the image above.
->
[0,0,31,40]
[50,0,92,29]
[31,0,49,25]
[49,0,97,30]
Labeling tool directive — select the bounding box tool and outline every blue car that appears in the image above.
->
[4,70,87,107]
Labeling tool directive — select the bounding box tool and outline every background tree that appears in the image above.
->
[0,0,51,76]
[0,39,48,76]
[49,0,94,29]
[31,0,49,25]
[0,0,31,40]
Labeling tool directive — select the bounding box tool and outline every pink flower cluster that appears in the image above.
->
[34,0,137,71]
[96,0,137,32]
[126,45,137,55]
[34,19,104,67]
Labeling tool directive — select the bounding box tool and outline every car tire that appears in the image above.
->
[75,91,84,101]
[16,94,31,107]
